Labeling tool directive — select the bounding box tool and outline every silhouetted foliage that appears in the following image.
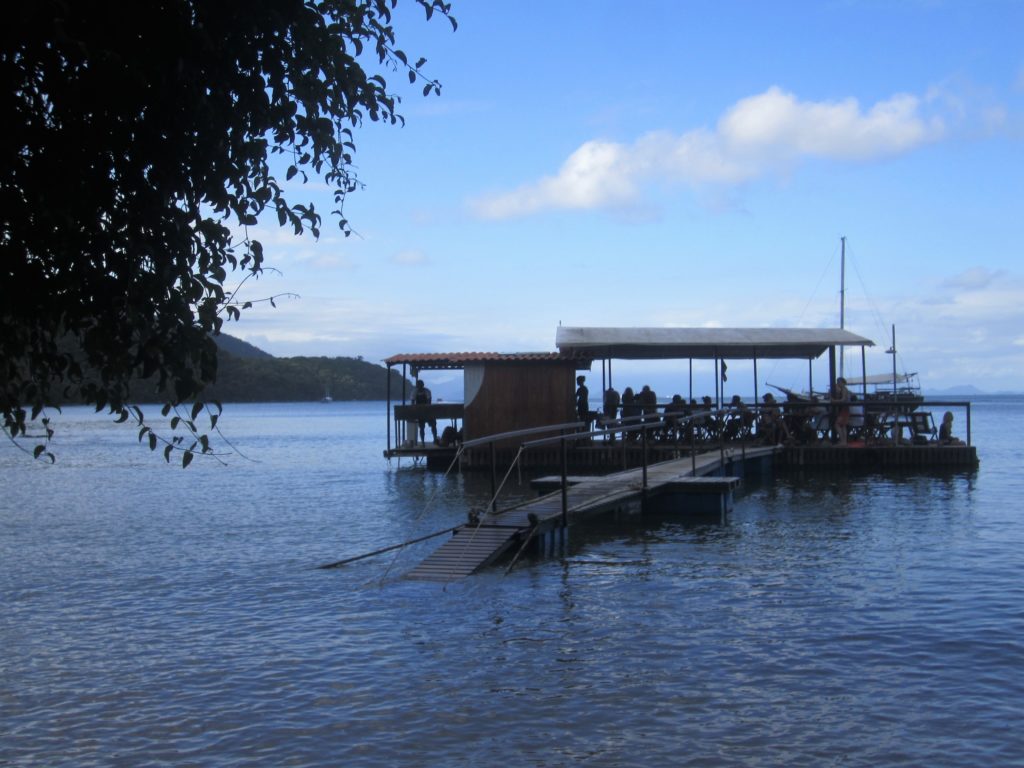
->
[1,1,455,463]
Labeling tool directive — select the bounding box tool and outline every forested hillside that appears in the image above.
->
[194,335,407,402]
[204,349,408,402]
[52,334,407,404]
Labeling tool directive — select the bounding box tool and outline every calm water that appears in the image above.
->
[2,397,1023,766]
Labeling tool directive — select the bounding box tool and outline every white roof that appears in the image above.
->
[556,326,874,360]
[859,372,918,386]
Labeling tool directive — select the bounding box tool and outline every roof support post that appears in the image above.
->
[386,363,393,453]
[753,356,759,407]
[860,346,868,398]
[714,357,721,408]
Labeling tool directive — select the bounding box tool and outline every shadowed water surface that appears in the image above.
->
[2,398,1023,766]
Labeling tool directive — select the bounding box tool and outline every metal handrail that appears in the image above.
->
[457,397,975,538]
[460,421,585,449]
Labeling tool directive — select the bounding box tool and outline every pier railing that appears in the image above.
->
[462,408,746,523]
[844,398,972,446]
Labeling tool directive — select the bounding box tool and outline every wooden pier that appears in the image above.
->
[405,446,776,582]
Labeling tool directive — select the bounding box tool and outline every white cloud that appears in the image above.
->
[471,86,945,219]
[472,140,639,219]
[719,88,940,160]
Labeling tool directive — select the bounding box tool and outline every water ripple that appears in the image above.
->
[2,401,1023,765]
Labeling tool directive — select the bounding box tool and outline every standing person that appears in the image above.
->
[832,377,851,445]
[639,384,657,419]
[603,385,621,441]
[638,384,658,444]
[621,386,639,442]
[414,379,437,444]
[575,375,590,428]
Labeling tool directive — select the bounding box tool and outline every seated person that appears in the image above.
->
[699,395,718,439]
[723,395,752,440]
[662,394,686,441]
[438,425,462,447]
[938,411,964,445]
[621,387,640,441]
[759,392,791,444]
[639,385,658,421]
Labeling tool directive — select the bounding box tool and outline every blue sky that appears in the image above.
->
[232,1,1024,394]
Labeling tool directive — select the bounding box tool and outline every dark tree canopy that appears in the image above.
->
[1,0,455,463]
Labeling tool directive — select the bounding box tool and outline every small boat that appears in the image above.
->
[764,239,935,443]
[859,371,923,411]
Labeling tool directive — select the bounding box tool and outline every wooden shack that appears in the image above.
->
[384,352,588,462]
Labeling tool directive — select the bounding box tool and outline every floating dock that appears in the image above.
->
[779,443,978,469]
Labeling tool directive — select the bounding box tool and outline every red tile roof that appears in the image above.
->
[384,351,585,368]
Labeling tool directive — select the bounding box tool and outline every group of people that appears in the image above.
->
[577,377,664,442]
[578,376,780,444]
[576,375,935,448]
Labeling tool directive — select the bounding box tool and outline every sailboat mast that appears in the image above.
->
[839,235,846,379]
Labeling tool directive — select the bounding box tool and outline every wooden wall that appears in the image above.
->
[464,362,578,442]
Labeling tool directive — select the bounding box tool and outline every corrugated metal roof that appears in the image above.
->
[384,352,583,369]
[555,326,874,360]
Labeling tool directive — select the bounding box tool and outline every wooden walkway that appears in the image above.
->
[405,445,778,582]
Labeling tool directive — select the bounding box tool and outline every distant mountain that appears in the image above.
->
[214,333,274,359]
[926,384,987,396]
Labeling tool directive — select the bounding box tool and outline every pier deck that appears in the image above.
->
[405,446,776,581]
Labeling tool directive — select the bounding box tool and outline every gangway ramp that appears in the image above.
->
[405,525,520,582]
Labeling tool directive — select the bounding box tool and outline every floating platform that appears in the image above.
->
[778,443,978,469]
